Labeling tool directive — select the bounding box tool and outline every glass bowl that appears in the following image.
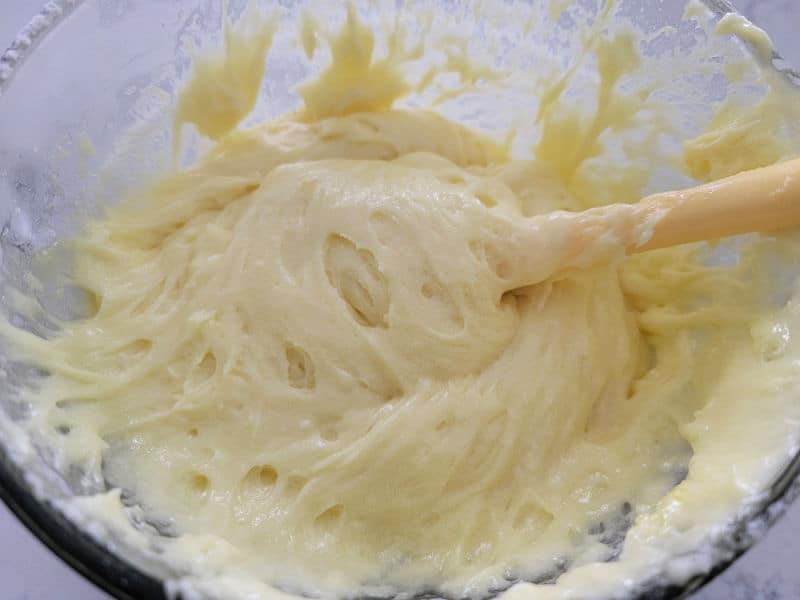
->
[2,1,800,599]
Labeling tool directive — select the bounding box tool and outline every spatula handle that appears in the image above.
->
[634,157,800,253]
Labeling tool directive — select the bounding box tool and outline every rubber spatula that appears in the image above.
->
[503,157,800,287]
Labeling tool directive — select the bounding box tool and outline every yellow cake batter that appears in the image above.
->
[6,2,800,600]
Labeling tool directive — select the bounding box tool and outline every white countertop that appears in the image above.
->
[2,1,800,598]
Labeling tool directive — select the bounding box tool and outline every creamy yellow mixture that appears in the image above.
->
[6,2,800,600]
